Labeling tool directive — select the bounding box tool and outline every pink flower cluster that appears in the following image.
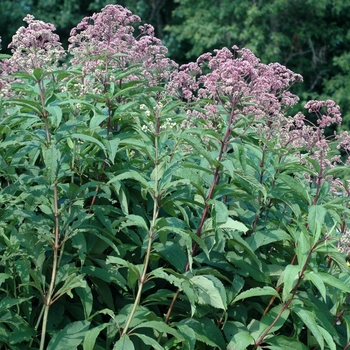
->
[68,5,177,87]
[166,45,303,124]
[6,14,65,73]
[305,100,342,128]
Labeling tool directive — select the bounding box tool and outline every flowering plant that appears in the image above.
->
[0,5,350,349]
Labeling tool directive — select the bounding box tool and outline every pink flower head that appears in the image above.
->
[68,5,177,85]
[304,100,342,127]
[7,14,65,73]
[167,46,303,124]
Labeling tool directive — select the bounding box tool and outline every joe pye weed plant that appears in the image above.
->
[0,4,350,349]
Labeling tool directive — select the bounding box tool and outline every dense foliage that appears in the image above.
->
[1,4,350,349]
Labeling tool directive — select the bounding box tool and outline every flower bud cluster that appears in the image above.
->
[7,14,65,73]
[68,5,178,88]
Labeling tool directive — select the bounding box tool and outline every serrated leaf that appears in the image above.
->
[0,298,32,313]
[133,333,164,350]
[76,285,93,319]
[225,322,254,350]
[43,143,60,183]
[154,242,187,272]
[113,335,135,350]
[176,324,196,350]
[227,332,255,350]
[232,286,280,303]
[293,307,324,349]
[318,272,350,293]
[278,174,311,205]
[103,138,120,164]
[308,205,326,243]
[265,335,309,350]
[296,228,310,269]
[70,133,106,154]
[133,320,185,341]
[46,105,62,128]
[53,272,87,300]
[246,229,291,251]
[107,170,151,190]
[317,325,336,350]
[90,113,109,128]
[304,271,327,302]
[282,265,300,302]
[190,275,227,310]
[251,305,290,341]
[47,320,90,350]
[83,323,109,350]
[213,199,228,225]
[178,318,226,350]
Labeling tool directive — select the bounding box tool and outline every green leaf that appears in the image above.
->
[6,98,42,114]
[221,159,235,177]
[133,320,185,341]
[0,273,11,286]
[133,333,165,350]
[53,267,87,299]
[246,229,291,251]
[90,113,109,128]
[176,324,196,350]
[212,199,228,225]
[190,275,227,310]
[124,214,149,231]
[296,229,310,269]
[43,143,60,183]
[177,318,226,350]
[33,67,44,80]
[232,286,280,303]
[113,335,135,350]
[107,170,151,190]
[308,205,326,243]
[278,174,311,205]
[7,313,36,345]
[83,323,109,350]
[265,335,309,350]
[318,272,350,293]
[46,105,63,128]
[181,133,220,167]
[234,171,267,200]
[224,322,255,350]
[76,285,93,319]
[0,298,32,313]
[304,271,327,302]
[154,242,187,272]
[317,325,336,350]
[103,138,120,164]
[250,305,290,341]
[292,307,324,349]
[227,332,255,350]
[219,218,248,233]
[70,133,106,154]
[282,265,300,302]
[47,320,90,350]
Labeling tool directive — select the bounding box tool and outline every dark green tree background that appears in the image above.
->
[1,0,350,126]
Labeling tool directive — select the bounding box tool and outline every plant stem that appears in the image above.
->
[121,119,160,337]
[39,183,60,350]
[166,104,237,322]
[254,239,325,348]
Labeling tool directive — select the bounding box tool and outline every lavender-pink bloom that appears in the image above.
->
[68,5,177,87]
[6,14,65,73]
